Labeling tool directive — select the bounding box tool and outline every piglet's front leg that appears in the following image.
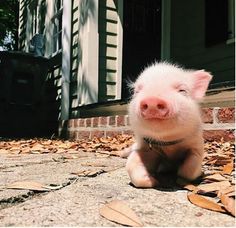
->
[177,148,204,181]
[126,148,159,188]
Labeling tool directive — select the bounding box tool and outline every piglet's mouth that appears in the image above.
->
[141,115,171,120]
[139,105,175,120]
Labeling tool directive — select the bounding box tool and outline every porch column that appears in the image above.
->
[61,0,72,120]
[77,0,99,105]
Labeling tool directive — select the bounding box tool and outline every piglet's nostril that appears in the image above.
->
[157,104,165,110]
[141,103,148,110]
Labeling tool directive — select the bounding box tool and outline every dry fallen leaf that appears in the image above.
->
[220,194,235,217]
[203,173,227,182]
[218,186,235,198]
[179,183,199,192]
[81,162,108,167]
[197,181,231,193]
[222,161,234,175]
[71,169,105,177]
[6,181,50,192]
[187,193,227,213]
[99,200,143,227]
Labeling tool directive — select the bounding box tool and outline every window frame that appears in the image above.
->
[50,0,63,57]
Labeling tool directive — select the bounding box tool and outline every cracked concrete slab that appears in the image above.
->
[0,152,124,203]
[0,153,234,227]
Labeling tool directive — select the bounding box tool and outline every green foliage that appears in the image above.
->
[0,0,19,50]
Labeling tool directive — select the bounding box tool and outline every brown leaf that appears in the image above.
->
[183,184,199,192]
[214,159,232,166]
[222,161,234,175]
[99,200,143,227]
[187,193,227,213]
[197,181,231,193]
[220,194,235,217]
[218,186,235,197]
[203,173,227,182]
[6,181,50,192]
[176,178,199,192]
[71,169,105,177]
[86,169,105,177]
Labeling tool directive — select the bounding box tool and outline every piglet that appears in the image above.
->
[124,62,212,188]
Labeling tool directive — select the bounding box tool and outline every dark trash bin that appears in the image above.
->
[0,51,49,137]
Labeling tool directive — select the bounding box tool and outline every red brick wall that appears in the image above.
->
[201,107,235,141]
[59,107,235,142]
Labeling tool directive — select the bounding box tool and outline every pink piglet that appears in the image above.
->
[124,62,213,188]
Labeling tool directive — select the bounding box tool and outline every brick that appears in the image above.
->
[201,108,213,124]
[90,130,105,139]
[217,107,235,123]
[116,115,125,126]
[99,117,108,127]
[92,117,99,127]
[74,119,80,128]
[75,131,91,140]
[203,130,235,142]
[85,118,92,127]
[108,116,116,126]
[78,119,85,127]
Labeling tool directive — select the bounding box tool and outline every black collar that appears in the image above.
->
[143,137,183,147]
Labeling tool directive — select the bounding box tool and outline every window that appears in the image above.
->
[205,0,235,46]
[51,0,63,55]
[27,0,46,37]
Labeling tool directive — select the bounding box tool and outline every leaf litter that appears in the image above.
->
[0,135,134,156]
[179,139,235,217]
[6,180,63,192]
[0,136,235,221]
[99,200,143,227]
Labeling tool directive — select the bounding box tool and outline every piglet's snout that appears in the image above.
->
[140,97,172,119]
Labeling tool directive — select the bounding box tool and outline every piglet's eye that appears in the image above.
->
[178,89,187,94]
[178,89,189,97]
[176,84,188,96]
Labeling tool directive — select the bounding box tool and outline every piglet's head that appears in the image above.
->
[191,70,213,100]
[129,63,213,140]
[130,63,213,122]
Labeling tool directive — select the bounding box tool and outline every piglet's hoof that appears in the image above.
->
[130,175,159,188]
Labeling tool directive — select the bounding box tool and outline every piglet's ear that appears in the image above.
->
[191,70,213,100]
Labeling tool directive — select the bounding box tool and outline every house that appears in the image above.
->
[17,0,235,140]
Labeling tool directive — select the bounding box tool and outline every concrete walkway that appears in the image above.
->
[0,152,234,227]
